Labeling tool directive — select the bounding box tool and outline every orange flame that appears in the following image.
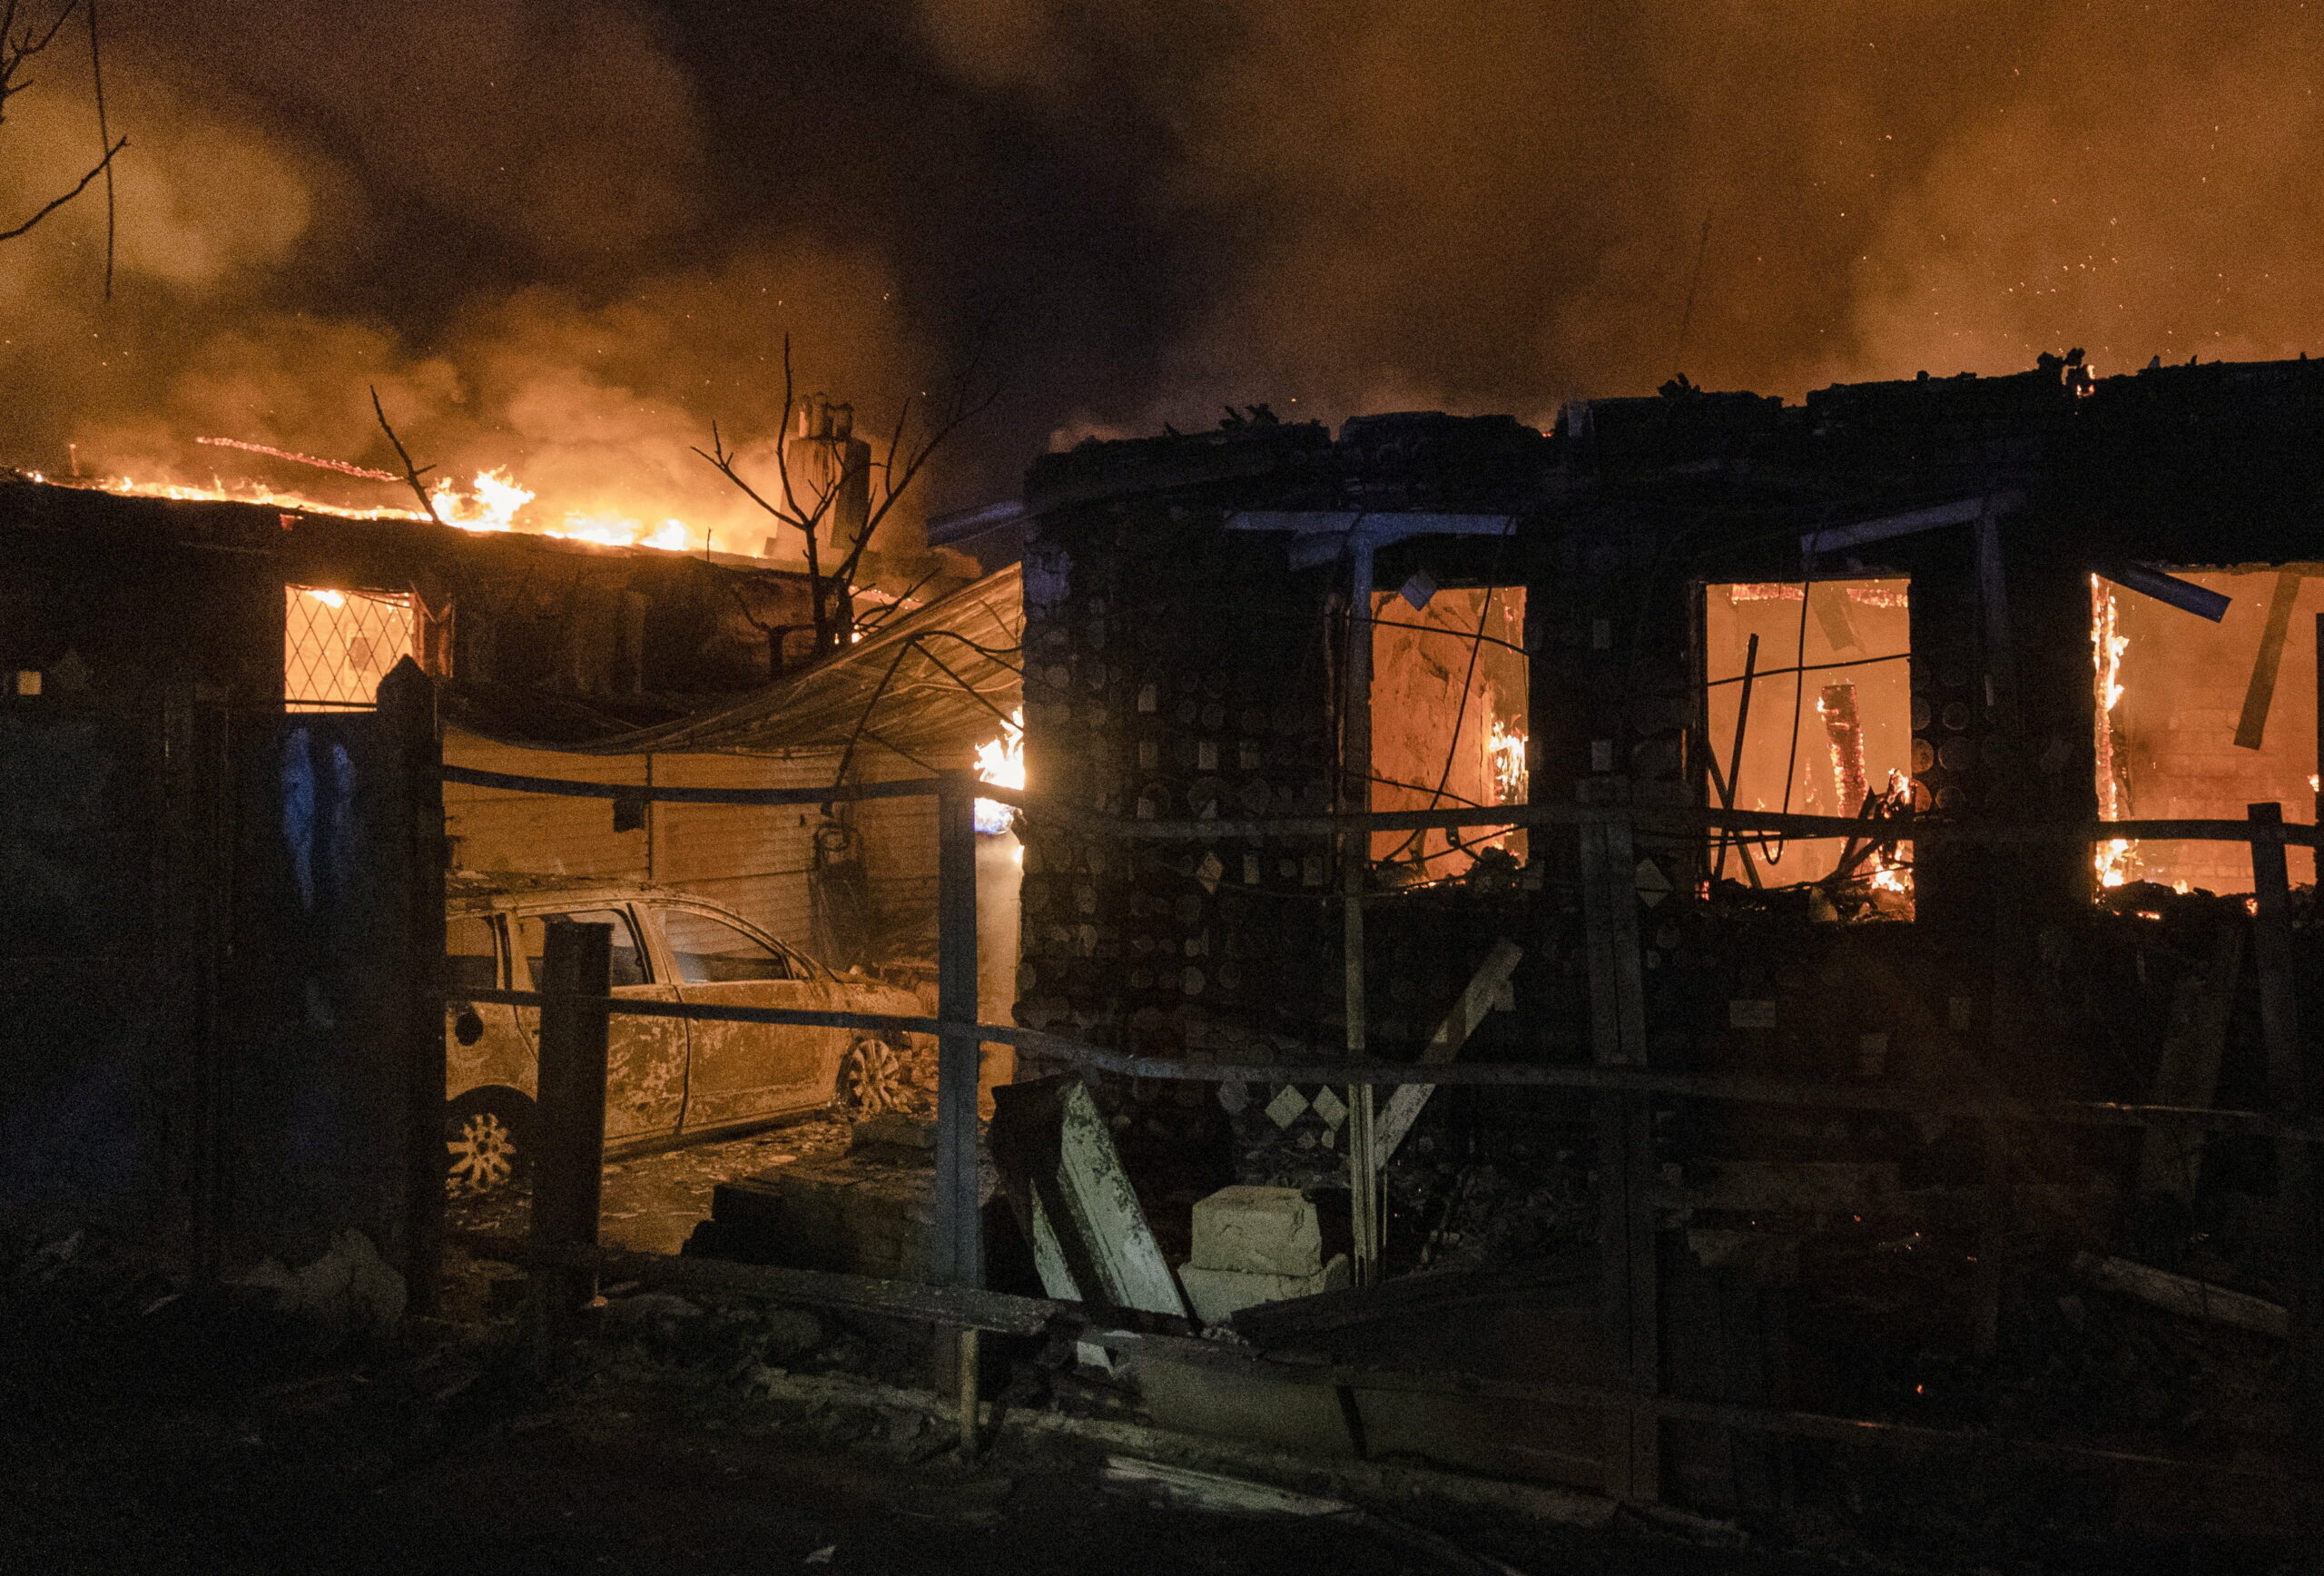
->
[2091,576,2137,888]
[34,464,718,555]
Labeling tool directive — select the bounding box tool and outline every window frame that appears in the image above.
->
[511,904,655,990]
[445,911,507,994]
[648,901,819,986]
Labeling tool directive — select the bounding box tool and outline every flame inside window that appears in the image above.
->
[286,585,418,710]
[974,707,1024,834]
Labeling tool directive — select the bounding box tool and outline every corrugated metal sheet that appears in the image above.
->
[852,743,948,946]
[457,566,1020,760]
[444,734,649,879]
[442,731,845,958]
[653,753,831,946]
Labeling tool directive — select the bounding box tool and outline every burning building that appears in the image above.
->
[990,354,2322,1512]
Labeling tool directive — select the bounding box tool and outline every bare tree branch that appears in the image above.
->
[370,386,445,527]
[0,131,119,241]
[694,330,1000,667]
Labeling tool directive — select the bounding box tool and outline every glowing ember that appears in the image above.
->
[195,437,399,483]
[974,707,1024,835]
[1487,716,1528,803]
[1865,771,1915,900]
[2091,576,2137,888]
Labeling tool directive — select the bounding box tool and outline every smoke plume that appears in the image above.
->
[4,1,2323,534]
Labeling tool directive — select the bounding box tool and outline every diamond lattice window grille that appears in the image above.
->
[285,586,418,711]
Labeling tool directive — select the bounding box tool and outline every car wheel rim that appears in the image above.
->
[447,1110,518,1195]
[842,1039,905,1115]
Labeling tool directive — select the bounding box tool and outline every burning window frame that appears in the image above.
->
[1697,575,1916,919]
[285,584,420,712]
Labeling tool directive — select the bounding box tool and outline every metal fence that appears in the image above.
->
[442,761,2322,1503]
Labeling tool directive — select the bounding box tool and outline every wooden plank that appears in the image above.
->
[2234,570,2303,750]
[529,919,611,1363]
[2250,801,2324,1474]
[1581,809,1658,1504]
[2072,1252,2287,1338]
[379,662,447,1318]
[1373,939,1523,1167]
[2137,923,2243,1200]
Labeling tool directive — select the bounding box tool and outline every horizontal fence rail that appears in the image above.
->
[450,988,2321,1143]
[440,764,2324,850]
[442,764,940,808]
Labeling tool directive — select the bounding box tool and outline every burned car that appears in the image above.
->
[443,872,926,1192]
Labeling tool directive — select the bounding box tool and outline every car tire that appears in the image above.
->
[445,1088,535,1197]
[838,1035,906,1116]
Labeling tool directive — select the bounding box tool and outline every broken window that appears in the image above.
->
[285,585,418,711]
[446,915,503,993]
[2093,568,2319,895]
[1703,579,1913,905]
[1368,584,1527,880]
[663,908,794,983]
[518,909,650,989]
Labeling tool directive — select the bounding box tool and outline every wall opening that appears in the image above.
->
[286,586,418,712]
[1703,578,1913,912]
[2093,568,2319,895]
[1369,585,1527,882]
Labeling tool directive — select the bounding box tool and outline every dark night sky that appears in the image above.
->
[5,2,2323,539]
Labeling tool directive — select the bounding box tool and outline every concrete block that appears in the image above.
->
[1130,1348,1359,1458]
[1177,1254,1350,1325]
[1188,1185,1322,1276]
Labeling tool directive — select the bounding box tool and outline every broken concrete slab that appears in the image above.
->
[694,1157,994,1283]
[1189,1186,1324,1276]
[1180,1255,1353,1326]
[990,1076,1191,1320]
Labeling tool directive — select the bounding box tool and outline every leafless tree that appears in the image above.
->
[694,334,994,666]
[0,0,123,265]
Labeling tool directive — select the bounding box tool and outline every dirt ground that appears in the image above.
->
[0,1265,1817,1576]
[2,1128,2298,1576]
[448,1113,859,1257]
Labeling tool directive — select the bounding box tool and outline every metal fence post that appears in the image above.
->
[933,770,984,1291]
[1342,530,1383,1285]
[934,770,984,1449]
[2250,802,2322,1474]
[530,919,611,1365]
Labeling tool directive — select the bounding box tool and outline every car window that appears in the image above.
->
[662,909,794,983]
[517,909,649,988]
[446,915,501,993]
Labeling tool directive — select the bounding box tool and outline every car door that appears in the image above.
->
[653,903,841,1131]
[513,906,687,1142]
[444,912,532,1100]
